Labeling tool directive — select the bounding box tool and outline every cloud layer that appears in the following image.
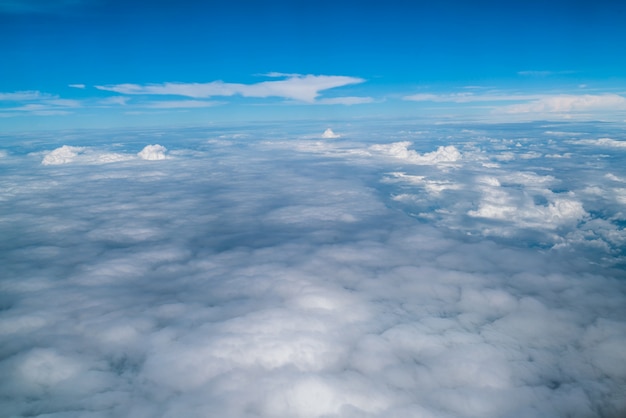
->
[1,121,625,417]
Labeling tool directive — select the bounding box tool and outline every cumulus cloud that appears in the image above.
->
[321,128,340,139]
[1,122,626,417]
[370,141,462,165]
[96,73,366,103]
[40,144,167,165]
[41,145,84,165]
[137,144,167,160]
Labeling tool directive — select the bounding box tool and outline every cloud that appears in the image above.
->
[39,144,166,165]
[137,144,167,160]
[315,96,374,105]
[570,137,626,148]
[0,91,50,101]
[96,73,366,103]
[0,91,81,118]
[500,94,626,114]
[370,141,462,165]
[41,145,84,165]
[321,128,340,139]
[517,70,576,77]
[2,122,626,417]
[68,84,86,89]
[144,100,218,109]
[403,92,541,103]
[402,90,626,120]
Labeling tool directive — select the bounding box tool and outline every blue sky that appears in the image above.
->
[1,0,626,130]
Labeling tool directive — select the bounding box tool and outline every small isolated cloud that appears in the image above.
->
[68,84,85,89]
[371,142,462,165]
[321,128,340,139]
[96,73,366,104]
[137,144,167,160]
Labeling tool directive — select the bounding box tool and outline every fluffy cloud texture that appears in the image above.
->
[1,121,625,417]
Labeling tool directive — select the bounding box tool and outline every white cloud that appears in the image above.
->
[402,91,626,120]
[321,128,340,139]
[137,144,167,160]
[403,92,541,103]
[315,96,374,105]
[517,70,575,77]
[0,90,50,101]
[371,141,462,165]
[68,84,86,89]
[571,137,626,148]
[41,145,84,165]
[40,144,162,165]
[500,94,626,114]
[99,96,130,106]
[144,100,218,109]
[96,74,366,103]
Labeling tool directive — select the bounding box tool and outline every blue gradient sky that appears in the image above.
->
[2,0,626,129]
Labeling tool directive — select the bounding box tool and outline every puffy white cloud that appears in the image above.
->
[41,145,84,165]
[321,128,340,139]
[137,144,167,160]
[371,141,462,165]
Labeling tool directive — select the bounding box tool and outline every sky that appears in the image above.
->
[2,1,626,417]
[1,0,626,130]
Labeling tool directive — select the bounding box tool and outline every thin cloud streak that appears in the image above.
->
[96,74,368,104]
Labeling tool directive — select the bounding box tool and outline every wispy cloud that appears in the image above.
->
[403,90,626,119]
[517,70,576,77]
[96,74,369,104]
[0,90,81,117]
[144,100,219,109]
[0,91,51,101]
[403,92,541,103]
[68,84,86,89]
[499,94,626,114]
